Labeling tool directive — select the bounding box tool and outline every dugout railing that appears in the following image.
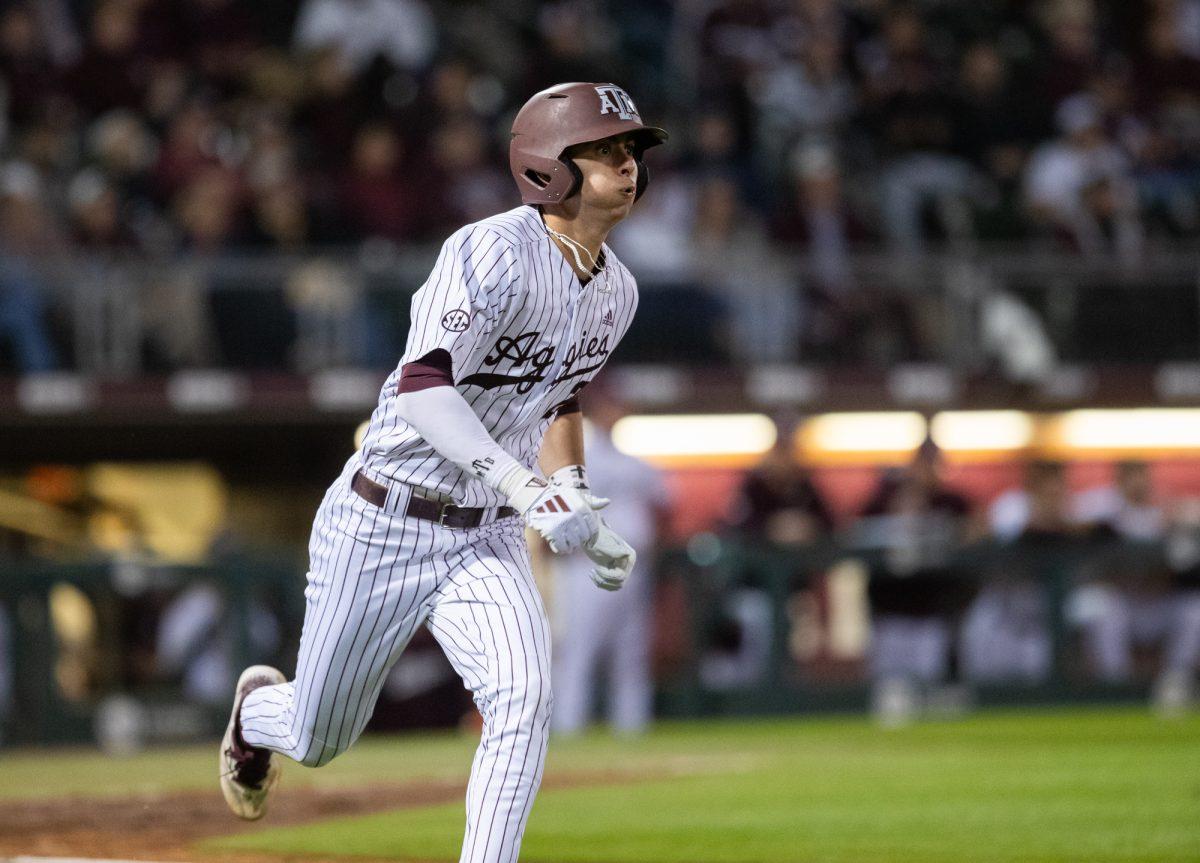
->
[0,537,1188,747]
[657,535,1182,717]
[0,553,304,748]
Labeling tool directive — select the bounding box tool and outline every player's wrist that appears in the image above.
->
[548,464,589,491]
[549,464,612,511]
[491,458,548,514]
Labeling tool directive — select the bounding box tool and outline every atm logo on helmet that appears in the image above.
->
[595,85,641,122]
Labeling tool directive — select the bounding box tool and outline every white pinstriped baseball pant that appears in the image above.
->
[240,462,553,863]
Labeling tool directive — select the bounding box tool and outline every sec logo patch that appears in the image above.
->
[441,309,471,332]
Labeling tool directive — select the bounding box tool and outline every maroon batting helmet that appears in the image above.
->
[509,82,667,205]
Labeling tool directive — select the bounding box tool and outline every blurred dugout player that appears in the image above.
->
[960,460,1068,683]
[1070,461,1200,683]
[550,387,670,735]
[157,582,281,705]
[857,441,975,686]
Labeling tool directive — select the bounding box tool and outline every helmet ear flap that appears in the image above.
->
[634,159,649,201]
[560,157,584,200]
[557,155,650,202]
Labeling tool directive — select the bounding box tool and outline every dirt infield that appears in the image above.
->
[0,778,466,863]
[0,768,659,863]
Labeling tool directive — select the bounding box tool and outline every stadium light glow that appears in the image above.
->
[1054,408,1200,450]
[611,413,777,459]
[801,412,927,453]
[930,411,1035,451]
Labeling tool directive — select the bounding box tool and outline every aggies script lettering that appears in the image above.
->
[459,329,611,394]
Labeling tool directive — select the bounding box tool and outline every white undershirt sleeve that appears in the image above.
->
[395,386,542,505]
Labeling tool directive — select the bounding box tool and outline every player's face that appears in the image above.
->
[568,134,639,217]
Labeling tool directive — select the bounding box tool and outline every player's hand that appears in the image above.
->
[512,481,600,553]
[548,464,610,511]
[583,520,636,591]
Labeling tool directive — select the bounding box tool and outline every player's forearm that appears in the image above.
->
[539,411,586,476]
[395,386,538,499]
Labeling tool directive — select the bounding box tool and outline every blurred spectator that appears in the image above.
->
[418,116,512,236]
[689,111,755,193]
[856,439,976,689]
[173,166,242,251]
[66,168,145,374]
[697,0,775,97]
[862,5,976,254]
[243,112,300,198]
[152,99,229,203]
[424,58,492,123]
[606,160,695,276]
[689,174,799,363]
[246,183,326,251]
[1024,93,1145,257]
[338,121,414,242]
[176,0,262,91]
[529,1,623,92]
[1133,10,1200,113]
[729,429,833,546]
[86,110,158,204]
[0,4,59,129]
[64,0,150,119]
[550,385,670,736]
[294,0,436,76]
[772,142,857,292]
[67,168,137,250]
[1036,0,1103,110]
[0,161,59,371]
[956,41,1039,239]
[285,259,385,369]
[752,28,856,182]
[1166,0,1200,60]
[294,46,368,171]
[141,58,191,128]
[0,0,1194,378]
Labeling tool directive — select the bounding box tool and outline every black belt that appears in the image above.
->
[351,470,516,529]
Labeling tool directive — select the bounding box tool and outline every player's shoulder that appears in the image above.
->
[449,205,548,254]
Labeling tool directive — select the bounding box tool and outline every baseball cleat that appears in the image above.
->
[219,664,286,820]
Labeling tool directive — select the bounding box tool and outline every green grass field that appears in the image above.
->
[2,707,1198,862]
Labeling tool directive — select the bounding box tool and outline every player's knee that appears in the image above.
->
[498,670,553,732]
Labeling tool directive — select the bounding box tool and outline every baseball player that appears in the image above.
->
[549,385,670,736]
[218,82,666,863]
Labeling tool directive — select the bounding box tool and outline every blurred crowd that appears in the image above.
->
[720,441,1200,713]
[0,1,1199,371]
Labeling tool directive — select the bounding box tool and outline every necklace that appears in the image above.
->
[543,220,612,292]
[547,225,600,272]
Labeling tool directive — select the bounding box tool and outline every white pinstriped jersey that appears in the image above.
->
[358,205,638,507]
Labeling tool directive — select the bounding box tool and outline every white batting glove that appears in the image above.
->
[583,520,637,591]
[548,464,611,511]
[509,479,600,554]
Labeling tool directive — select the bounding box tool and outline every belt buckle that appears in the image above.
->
[437,503,458,526]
